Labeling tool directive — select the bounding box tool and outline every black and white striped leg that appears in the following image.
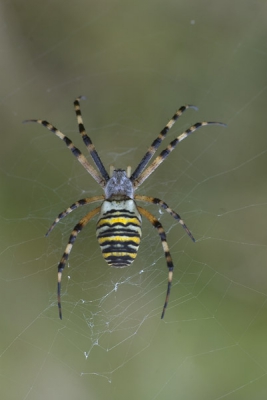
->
[23,119,105,187]
[46,195,104,236]
[74,96,110,181]
[135,195,195,242]
[134,121,226,188]
[131,105,197,181]
[137,206,174,319]
[57,206,101,319]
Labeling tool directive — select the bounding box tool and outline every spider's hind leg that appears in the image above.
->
[57,206,101,319]
[137,206,174,319]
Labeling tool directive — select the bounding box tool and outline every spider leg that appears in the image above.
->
[57,206,101,319]
[133,121,226,188]
[137,206,174,319]
[130,105,197,181]
[74,97,110,181]
[46,195,104,236]
[135,195,195,242]
[23,119,106,187]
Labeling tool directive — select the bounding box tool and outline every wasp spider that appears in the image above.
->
[24,97,225,319]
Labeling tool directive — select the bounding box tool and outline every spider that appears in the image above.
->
[24,96,225,319]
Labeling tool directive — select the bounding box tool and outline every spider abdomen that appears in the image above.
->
[96,199,142,267]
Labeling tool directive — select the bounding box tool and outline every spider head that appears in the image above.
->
[105,169,134,199]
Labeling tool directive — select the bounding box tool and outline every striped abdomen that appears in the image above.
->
[96,199,142,267]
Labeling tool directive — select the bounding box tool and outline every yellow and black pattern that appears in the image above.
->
[96,200,142,267]
[25,95,225,319]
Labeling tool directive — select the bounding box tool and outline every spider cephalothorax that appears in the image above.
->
[24,96,225,319]
[105,169,134,199]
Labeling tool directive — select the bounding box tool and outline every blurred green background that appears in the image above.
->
[1,0,267,399]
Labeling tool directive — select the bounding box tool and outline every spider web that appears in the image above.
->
[1,1,267,399]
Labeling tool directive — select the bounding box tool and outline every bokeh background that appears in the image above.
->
[1,1,267,399]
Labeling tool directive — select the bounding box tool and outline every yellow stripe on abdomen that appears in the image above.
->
[98,235,141,245]
[97,216,141,226]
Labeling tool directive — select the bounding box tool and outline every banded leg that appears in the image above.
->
[74,97,110,181]
[134,121,226,188]
[57,206,101,319]
[135,195,195,242]
[130,105,197,181]
[137,206,174,319]
[46,195,104,236]
[23,119,106,187]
